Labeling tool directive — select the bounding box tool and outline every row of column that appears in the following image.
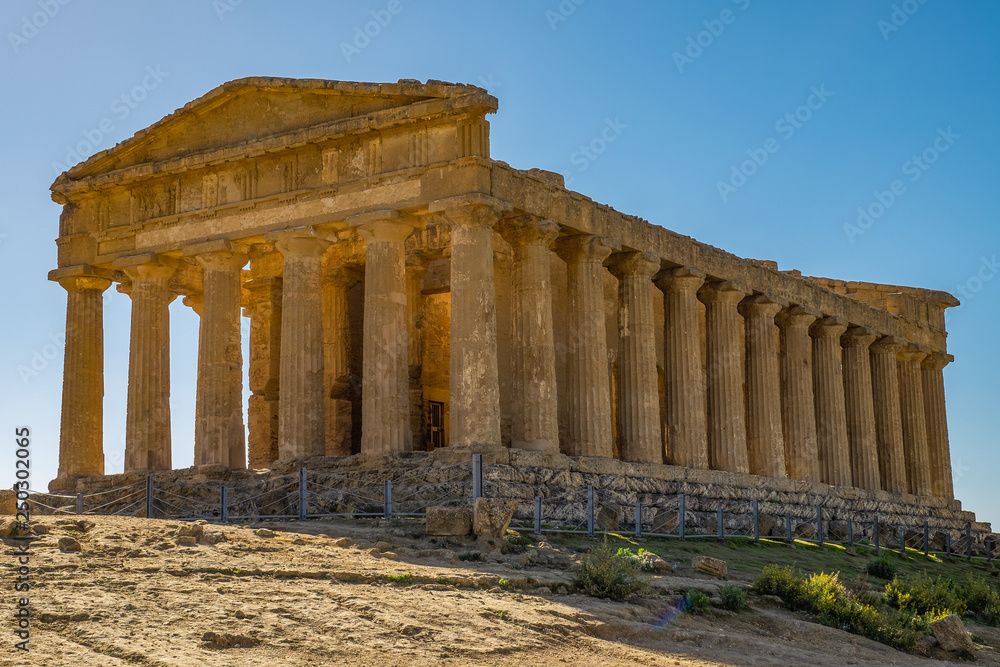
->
[52,201,955,502]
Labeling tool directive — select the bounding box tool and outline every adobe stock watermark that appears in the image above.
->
[673,0,751,73]
[842,126,959,244]
[716,84,833,202]
[476,74,502,95]
[545,0,586,31]
[563,117,628,187]
[213,0,243,21]
[51,65,169,176]
[877,0,929,41]
[7,0,72,54]
[340,0,409,63]
[17,332,63,385]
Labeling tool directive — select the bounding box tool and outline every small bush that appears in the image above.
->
[884,575,1000,627]
[615,547,657,572]
[507,532,532,548]
[719,585,748,612]
[458,551,485,562]
[574,539,647,601]
[685,591,711,615]
[386,573,412,584]
[866,557,898,580]
[498,578,510,588]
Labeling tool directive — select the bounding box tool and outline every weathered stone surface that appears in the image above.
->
[640,552,673,573]
[930,614,975,654]
[692,555,727,579]
[58,536,82,551]
[473,498,517,538]
[426,506,471,536]
[596,505,622,532]
[0,490,15,515]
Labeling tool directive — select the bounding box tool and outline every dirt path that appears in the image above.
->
[2,515,995,666]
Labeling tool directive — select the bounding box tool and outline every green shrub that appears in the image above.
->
[386,573,412,584]
[866,557,898,580]
[686,591,711,615]
[574,539,647,601]
[884,575,965,617]
[507,532,532,548]
[458,551,485,562]
[615,547,657,572]
[719,585,748,612]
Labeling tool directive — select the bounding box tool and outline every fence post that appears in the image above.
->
[383,480,392,520]
[967,523,973,563]
[221,486,229,523]
[785,511,792,543]
[847,518,854,547]
[678,493,685,541]
[816,506,824,545]
[874,515,880,554]
[946,532,952,557]
[923,521,929,556]
[146,475,154,519]
[634,502,642,539]
[76,493,83,515]
[533,496,541,535]
[586,485,594,537]
[472,454,483,500]
[899,526,905,555]
[718,508,724,542]
[988,536,994,564]
[752,498,760,542]
[299,467,308,521]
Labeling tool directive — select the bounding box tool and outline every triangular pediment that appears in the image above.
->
[56,77,493,184]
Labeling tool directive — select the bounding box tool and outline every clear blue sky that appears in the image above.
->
[1,1,997,526]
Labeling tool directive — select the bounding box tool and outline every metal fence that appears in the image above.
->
[20,454,997,564]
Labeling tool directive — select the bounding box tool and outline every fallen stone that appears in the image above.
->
[426,506,471,536]
[200,531,226,545]
[692,555,727,579]
[255,528,276,538]
[57,536,82,552]
[473,498,516,538]
[332,537,353,548]
[372,541,393,552]
[178,523,204,538]
[32,524,51,535]
[930,614,975,654]
[640,552,673,573]
[177,536,198,546]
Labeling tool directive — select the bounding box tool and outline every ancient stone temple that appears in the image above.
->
[49,77,959,511]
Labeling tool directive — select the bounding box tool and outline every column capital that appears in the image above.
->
[497,217,560,248]
[870,335,907,355]
[552,234,613,265]
[654,266,706,293]
[347,209,414,244]
[776,305,821,329]
[922,351,954,371]
[608,251,660,281]
[841,325,879,348]
[738,293,787,318]
[427,194,512,228]
[57,275,112,292]
[810,316,849,339]
[184,239,250,271]
[182,294,203,315]
[49,264,114,288]
[266,226,332,257]
[898,344,932,364]
[697,280,748,306]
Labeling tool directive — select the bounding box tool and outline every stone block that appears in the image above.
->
[58,536,82,551]
[426,506,471,536]
[0,490,15,515]
[692,555,727,579]
[472,498,516,538]
[794,522,816,540]
[930,614,975,654]
[640,552,672,573]
[651,509,679,534]
[595,504,622,532]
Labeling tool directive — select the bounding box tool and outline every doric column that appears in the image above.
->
[776,306,820,481]
[608,251,662,464]
[841,326,880,490]
[870,336,907,493]
[322,265,360,456]
[922,352,955,499]
[187,241,248,468]
[270,228,331,460]
[698,281,749,473]
[499,218,561,452]
[428,194,510,448]
[406,259,428,452]
[349,210,413,454]
[553,234,614,459]
[51,272,111,489]
[120,259,175,471]
[245,275,282,468]
[655,267,708,469]
[811,316,851,487]
[898,345,932,496]
[739,294,786,478]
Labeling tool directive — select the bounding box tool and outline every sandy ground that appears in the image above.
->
[2,515,997,666]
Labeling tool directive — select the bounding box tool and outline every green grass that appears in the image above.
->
[386,573,412,584]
